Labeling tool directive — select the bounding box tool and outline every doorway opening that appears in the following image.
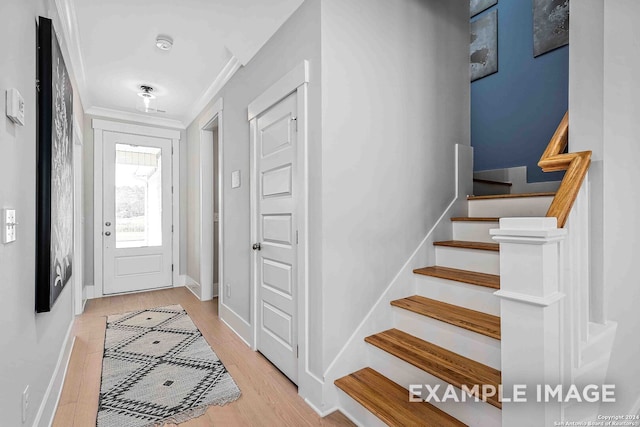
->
[92,119,181,298]
[197,116,220,301]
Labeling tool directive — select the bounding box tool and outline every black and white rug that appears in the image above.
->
[97,305,241,427]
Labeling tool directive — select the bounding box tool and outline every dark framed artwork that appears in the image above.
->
[470,10,498,82]
[470,0,498,18]
[533,0,569,57]
[36,17,74,313]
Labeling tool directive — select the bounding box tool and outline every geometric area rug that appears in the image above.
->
[97,305,241,427]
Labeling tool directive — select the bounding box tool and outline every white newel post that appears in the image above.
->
[491,217,567,427]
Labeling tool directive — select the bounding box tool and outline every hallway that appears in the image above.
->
[52,288,353,426]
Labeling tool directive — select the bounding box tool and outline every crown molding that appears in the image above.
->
[86,106,186,130]
[52,0,90,108]
[183,55,241,128]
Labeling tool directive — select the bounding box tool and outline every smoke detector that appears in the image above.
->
[155,35,173,51]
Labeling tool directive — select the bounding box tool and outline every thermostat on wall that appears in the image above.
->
[6,88,25,126]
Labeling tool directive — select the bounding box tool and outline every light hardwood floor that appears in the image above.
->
[52,287,354,427]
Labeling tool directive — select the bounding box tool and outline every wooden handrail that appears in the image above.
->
[538,112,592,228]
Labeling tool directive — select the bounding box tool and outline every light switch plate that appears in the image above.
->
[3,209,17,244]
[231,170,241,189]
[6,89,25,126]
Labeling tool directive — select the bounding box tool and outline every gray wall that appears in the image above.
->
[571,0,640,413]
[0,0,84,424]
[185,0,322,363]
[319,0,470,370]
[600,0,640,413]
[82,116,187,291]
[184,0,468,381]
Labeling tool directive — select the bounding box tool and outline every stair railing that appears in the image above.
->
[538,112,592,228]
[491,111,595,425]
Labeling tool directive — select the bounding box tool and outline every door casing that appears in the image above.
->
[73,117,85,315]
[92,119,181,298]
[248,61,311,390]
[196,97,224,303]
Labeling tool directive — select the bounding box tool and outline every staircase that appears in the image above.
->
[334,192,554,427]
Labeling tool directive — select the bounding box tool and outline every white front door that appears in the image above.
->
[103,131,173,295]
[254,92,298,383]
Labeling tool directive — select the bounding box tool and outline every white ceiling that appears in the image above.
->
[67,0,304,127]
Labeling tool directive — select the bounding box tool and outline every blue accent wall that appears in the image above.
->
[471,1,568,182]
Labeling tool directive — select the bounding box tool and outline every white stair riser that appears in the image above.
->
[436,246,500,275]
[336,392,387,427]
[452,221,499,243]
[393,309,501,369]
[581,322,618,367]
[368,349,502,427]
[468,196,554,217]
[414,275,500,315]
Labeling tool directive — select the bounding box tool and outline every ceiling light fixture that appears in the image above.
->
[155,35,173,51]
[137,85,157,113]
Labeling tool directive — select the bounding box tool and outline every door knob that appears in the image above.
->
[105,222,111,226]
[252,243,261,251]
[105,231,111,236]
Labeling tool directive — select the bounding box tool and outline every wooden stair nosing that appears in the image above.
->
[473,178,513,186]
[450,217,500,222]
[391,295,501,340]
[413,266,500,290]
[365,328,502,409]
[467,191,555,201]
[433,240,499,252]
[335,368,467,427]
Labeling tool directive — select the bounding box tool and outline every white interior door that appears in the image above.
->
[254,92,298,384]
[103,131,173,295]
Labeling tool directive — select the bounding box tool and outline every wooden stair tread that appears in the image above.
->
[450,217,499,222]
[434,240,499,252]
[335,368,467,427]
[473,178,513,186]
[391,296,501,340]
[413,266,500,290]
[467,191,555,200]
[365,329,502,409]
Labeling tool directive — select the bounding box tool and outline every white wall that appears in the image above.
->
[319,0,470,371]
[600,0,640,413]
[184,0,468,387]
[571,0,640,414]
[0,0,84,424]
[569,0,605,324]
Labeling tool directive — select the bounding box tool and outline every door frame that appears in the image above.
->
[248,61,309,385]
[72,117,85,315]
[92,119,181,298]
[197,98,224,302]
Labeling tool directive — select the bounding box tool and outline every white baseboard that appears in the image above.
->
[305,399,338,418]
[85,285,95,299]
[178,274,188,286]
[219,303,252,347]
[184,275,202,300]
[33,320,75,427]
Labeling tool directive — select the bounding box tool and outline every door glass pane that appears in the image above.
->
[115,143,162,248]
